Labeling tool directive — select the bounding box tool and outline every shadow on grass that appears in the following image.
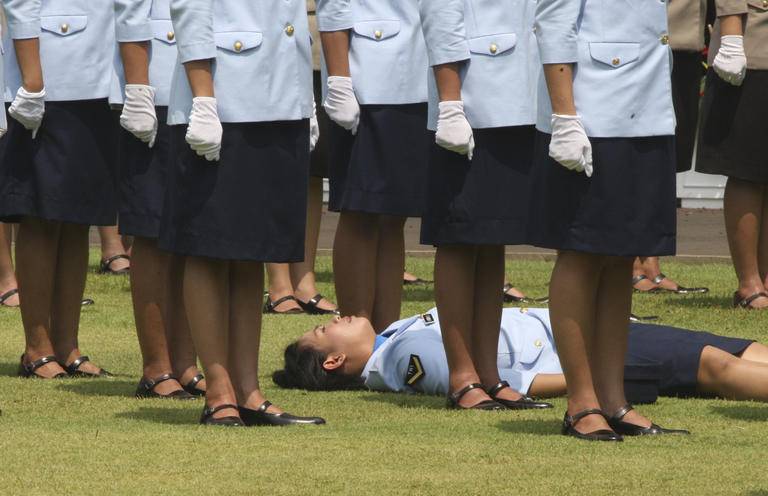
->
[402,287,435,302]
[55,378,137,397]
[114,406,197,425]
[314,270,334,284]
[745,491,768,496]
[0,361,21,377]
[709,404,768,421]
[360,392,445,410]
[495,418,559,437]
[659,295,733,309]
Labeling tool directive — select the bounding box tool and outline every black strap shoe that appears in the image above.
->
[238,401,326,426]
[200,404,244,426]
[18,355,69,378]
[183,374,206,396]
[136,373,196,399]
[486,381,553,410]
[446,383,505,410]
[606,405,690,436]
[62,356,115,378]
[562,409,623,441]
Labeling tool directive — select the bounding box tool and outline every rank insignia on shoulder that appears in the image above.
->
[405,354,425,385]
[420,313,435,325]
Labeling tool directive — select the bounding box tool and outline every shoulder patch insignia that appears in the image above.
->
[405,354,425,385]
[420,313,435,325]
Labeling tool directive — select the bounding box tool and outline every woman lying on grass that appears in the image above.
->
[273,307,768,406]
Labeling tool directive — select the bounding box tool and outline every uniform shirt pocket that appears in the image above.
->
[516,339,545,365]
[747,0,768,11]
[352,20,401,41]
[468,33,517,57]
[40,15,88,37]
[588,42,640,68]
[151,20,177,45]
[214,32,264,54]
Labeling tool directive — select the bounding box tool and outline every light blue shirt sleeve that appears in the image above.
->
[4,0,41,39]
[170,0,216,63]
[418,0,470,67]
[535,0,580,64]
[115,0,153,42]
[316,0,353,32]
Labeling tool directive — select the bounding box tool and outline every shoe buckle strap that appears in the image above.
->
[448,383,483,403]
[203,403,239,416]
[565,408,605,425]
[25,355,57,373]
[609,404,634,421]
[486,380,510,399]
[67,356,89,372]
[145,373,176,390]
[651,273,666,285]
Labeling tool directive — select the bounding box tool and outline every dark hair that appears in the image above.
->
[272,342,366,391]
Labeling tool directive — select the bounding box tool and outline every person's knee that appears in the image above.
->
[699,346,736,384]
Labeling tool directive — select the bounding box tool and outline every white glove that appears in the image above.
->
[186,97,222,162]
[435,101,474,160]
[9,87,46,139]
[713,35,747,86]
[549,114,593,177]
[120,84,158,147]
[323,76,359,135]
[310,98,320,152]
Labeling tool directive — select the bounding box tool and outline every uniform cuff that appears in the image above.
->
[716,0,748,17]
[7,21,41,40]
[427,42,471,67]
[537,42,578,65]
[178,41,217,64]
[317,15,353,32]
[116,23,153,43]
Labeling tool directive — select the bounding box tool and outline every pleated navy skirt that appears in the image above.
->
[117,106,169,238]
[527,132,676,256]
[0,99,117,225]
[420,126,535,246]
[158,120,309,262]
[327,103,429,217]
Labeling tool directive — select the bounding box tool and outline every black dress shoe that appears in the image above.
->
[200,404,244,426]
[61,356,115,378]
[562,409,623,442]
[18,355,70,378]
[183,374,206,396]
[238,401,326,426]
[135,373,196,399]
[486,381,554,410]
[606,405,690,436]
[446,383,505,410]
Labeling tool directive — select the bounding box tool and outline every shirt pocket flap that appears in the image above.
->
[352,20,401,41]
[151,19,177,45]
[517,340,545,365]
[40,15,88,36]
[468,33,517,57]
[589,42,640,68]
[214,31,264,53]
[748,0,768,10]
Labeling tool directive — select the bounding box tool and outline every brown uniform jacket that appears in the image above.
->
[668,0,708,50]
[308,0,322,71]
[710,0,768,69]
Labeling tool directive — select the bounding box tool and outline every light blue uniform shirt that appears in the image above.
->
[316,0,428,105]
[535,0,676,137]
[362,307,562,396]
[167,0,313,124]
[3,0,116,102]
[418,0,538,130]
[110,0,177,106]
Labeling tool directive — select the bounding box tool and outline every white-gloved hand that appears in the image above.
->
[323,76,359,135]
[8,87,46,139]
[713,35,747,86]
[435,101,474,160]
[120,84,158,147]
[185,97,222,162]
[310,98,320,152]
[549,114,593,177]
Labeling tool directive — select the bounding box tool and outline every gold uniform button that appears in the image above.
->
[61,23,69,33]
[167,31,175,41]
[519,307,528,314]
[612,57,620,66]
[535,340,543,347]
[763,0,767,7]
[374,30,383,39]
[490,44,498,54]
[660,34,669,45]
[234,41,243,51]
[285,25,295,36]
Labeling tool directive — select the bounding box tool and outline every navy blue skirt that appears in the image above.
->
[626,323,754,397]
[158,120,309,262]
[420,126,535,246]
[0,99,118,225]
[328,103,429,217]
[527,132,676,256]
[117,106,169,238]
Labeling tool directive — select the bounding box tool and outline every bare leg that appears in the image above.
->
[370,215,406,331]
[16,217,67,377]
[502,276,528,300]
[528,374,568,398]
[434,244,493,407]
[265,263,302,312]
[166,254,204,391]
[697,345,768,401]
[724,178,768,307]
[758,190,768,288]
[333,210,377,320]
[98,225,131,272]
[632,257,658,291]
[737,342,768,364]
[184,256,238,420]
[0,222,20,306]
[130,236,183,393]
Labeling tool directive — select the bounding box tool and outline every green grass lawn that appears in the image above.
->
[1,252,767,495]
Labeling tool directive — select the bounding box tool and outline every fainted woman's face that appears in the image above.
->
[297,315,375,355]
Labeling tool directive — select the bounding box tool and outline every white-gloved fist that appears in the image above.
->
[310,98,320,152]
[9,87,46,139]
[186,97,222,162]
[323,76,359,135]
[435,101,474,160]
[713,35,747,86]
[120,84,158,147]
[549,114,593,177]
